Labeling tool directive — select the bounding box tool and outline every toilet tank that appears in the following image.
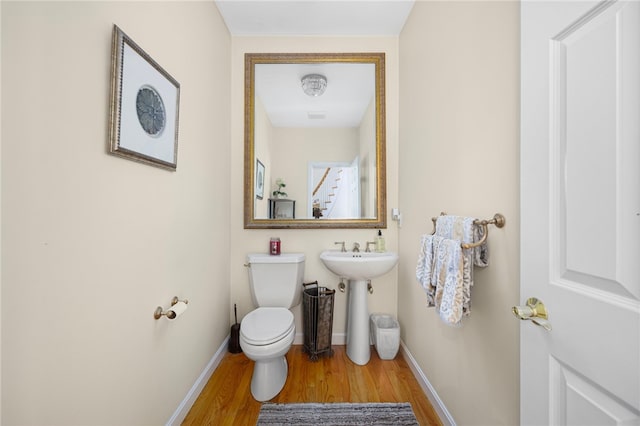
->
[247,253,305,309]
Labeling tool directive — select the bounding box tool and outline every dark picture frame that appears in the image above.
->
[255,159,265,200]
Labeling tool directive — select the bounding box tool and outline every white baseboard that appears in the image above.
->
[399,341,456,426]
[168,334,455,426]
[166,335,230,426]
[169,331,338,424]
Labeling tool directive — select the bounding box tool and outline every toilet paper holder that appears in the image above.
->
[154,296,189,320]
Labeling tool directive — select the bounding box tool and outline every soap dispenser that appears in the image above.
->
[375,230,386,253]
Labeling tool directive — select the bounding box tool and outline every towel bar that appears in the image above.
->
[431,212,505,249]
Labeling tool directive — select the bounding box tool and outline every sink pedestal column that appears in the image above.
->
[346,279,371,365]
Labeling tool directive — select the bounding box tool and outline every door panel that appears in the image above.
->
[521,1,640,424]
[550,357,639,425]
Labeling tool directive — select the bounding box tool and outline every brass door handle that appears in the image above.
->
[512,297,552,331]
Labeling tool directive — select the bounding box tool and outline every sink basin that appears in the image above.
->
[320,250,398,281]
[320,250,399,365]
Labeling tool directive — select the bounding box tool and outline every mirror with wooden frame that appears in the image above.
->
[244,52,386,229]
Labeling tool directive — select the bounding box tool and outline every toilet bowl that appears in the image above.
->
[240,307,295,401]
[241,253,305,401]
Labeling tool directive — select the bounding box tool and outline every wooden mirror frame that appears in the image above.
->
[244,52,386,229]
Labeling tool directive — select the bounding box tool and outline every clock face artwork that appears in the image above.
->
[136,85,166,136]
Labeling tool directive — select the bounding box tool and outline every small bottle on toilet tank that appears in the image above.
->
[270,237,281,255]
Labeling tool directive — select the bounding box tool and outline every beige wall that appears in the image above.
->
[1,2,231,424]
[270,127,358,217]
[359,98,377,218]
[398,2,520,425]
[254,97,273,218]
[2,2,522,425]
[231,36,400,344]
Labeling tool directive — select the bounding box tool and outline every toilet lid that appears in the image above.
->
[241,307,294,346]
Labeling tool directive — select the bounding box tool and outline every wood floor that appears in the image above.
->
[182,345,442,425]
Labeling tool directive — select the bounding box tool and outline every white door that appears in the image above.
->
[521,1,640,425]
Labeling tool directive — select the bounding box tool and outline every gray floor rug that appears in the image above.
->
[256,402,419,425]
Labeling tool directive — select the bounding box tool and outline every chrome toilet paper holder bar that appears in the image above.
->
[154,296,189,320]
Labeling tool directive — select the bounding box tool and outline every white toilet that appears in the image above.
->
[240,252,305,401]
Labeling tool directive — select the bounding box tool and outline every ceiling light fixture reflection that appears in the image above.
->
[301,74,327,97]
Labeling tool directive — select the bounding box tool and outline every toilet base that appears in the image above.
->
[250,355,288,401]
[241,325,295,402]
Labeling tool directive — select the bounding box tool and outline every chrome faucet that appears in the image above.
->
[335,241,346,252]
[352,242,360,252]
[365,241,375,253]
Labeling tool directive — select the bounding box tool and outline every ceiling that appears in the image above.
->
[214,0,415,36]
[256,62,375,127]
[218,0,414,127]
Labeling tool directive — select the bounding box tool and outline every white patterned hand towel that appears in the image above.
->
[436,215,489,267]
[432,237,465,325]
[415,215,490,326]
[473,224,489,267]
[415,234,464,325]
[416,234,437,307]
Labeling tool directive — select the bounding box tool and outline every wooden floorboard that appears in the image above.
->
[182,345,442,425]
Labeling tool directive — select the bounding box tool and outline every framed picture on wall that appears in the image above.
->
[255,159,265,199]
[108,25,180,171]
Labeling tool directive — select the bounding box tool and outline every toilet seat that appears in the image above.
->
[241,307,294,346]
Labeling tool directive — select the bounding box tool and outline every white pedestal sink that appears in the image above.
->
[319,250,399,365]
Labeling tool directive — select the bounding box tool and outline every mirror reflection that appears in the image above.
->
[244,53,386,229]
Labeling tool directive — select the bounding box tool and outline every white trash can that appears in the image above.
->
[370,313,400,360]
